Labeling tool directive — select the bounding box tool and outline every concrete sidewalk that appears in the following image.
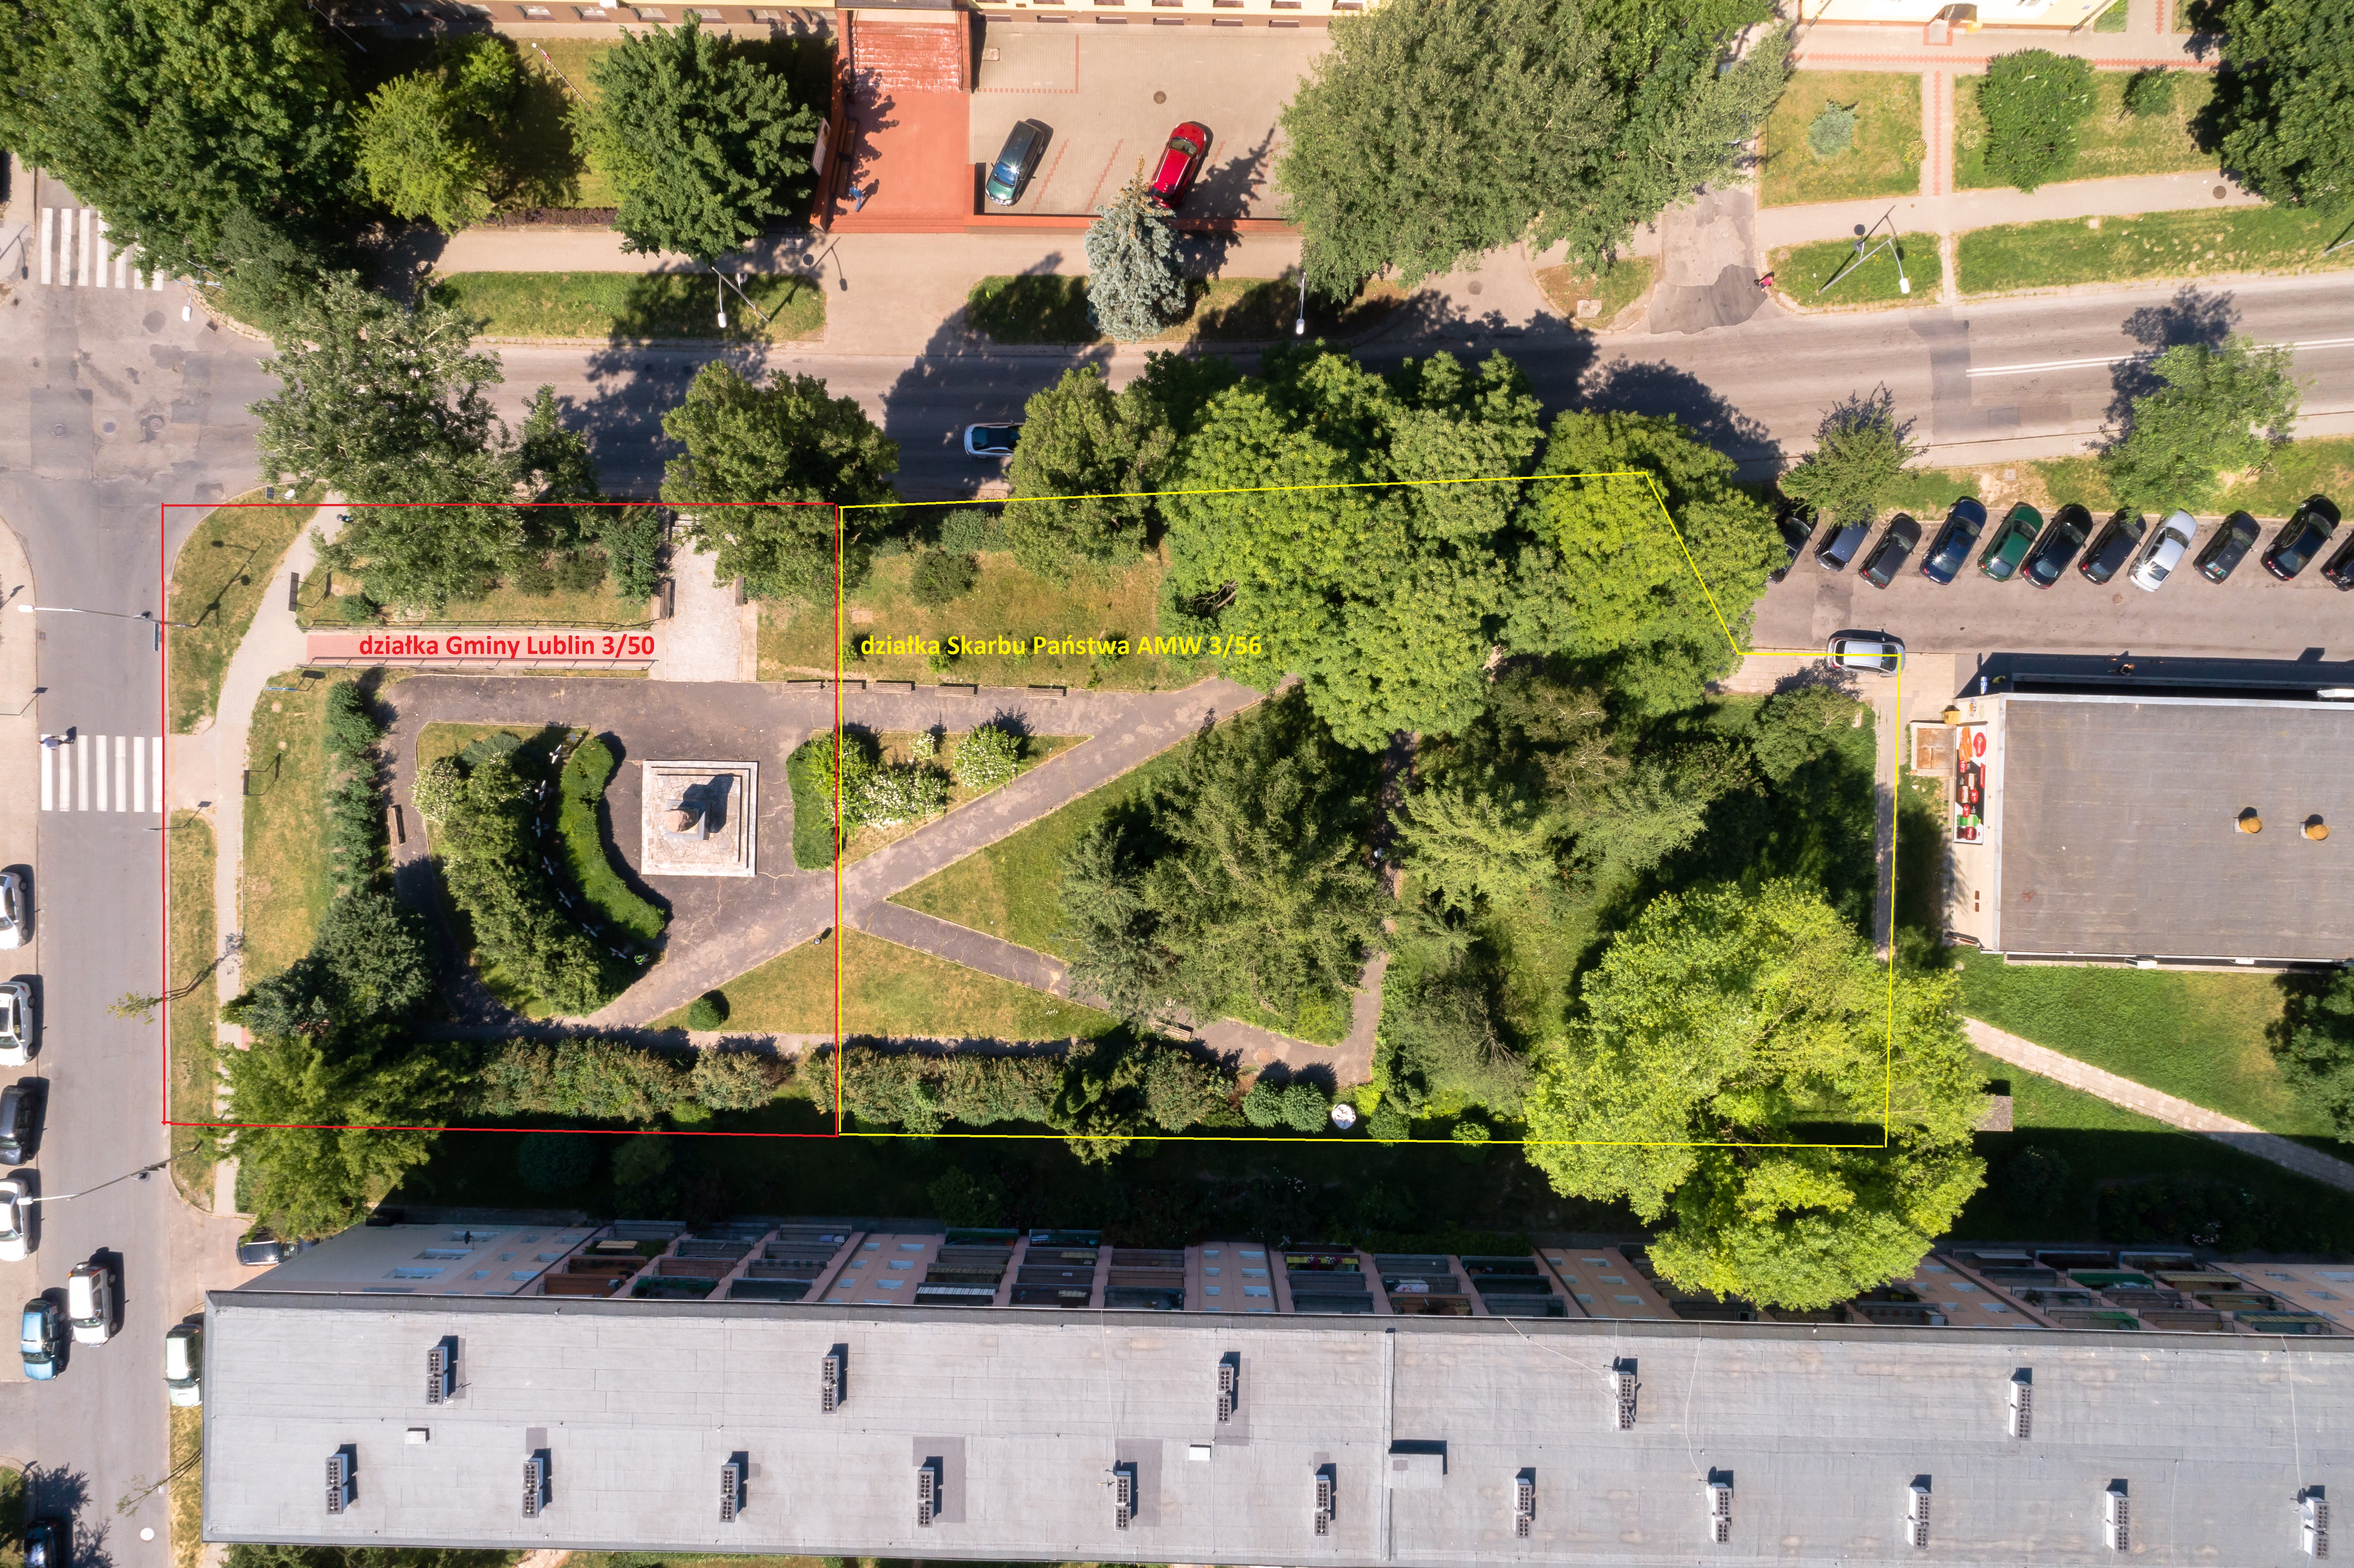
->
[1794,20,2218,71]
[1758,168,2254,252]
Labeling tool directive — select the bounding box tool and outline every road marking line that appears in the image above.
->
[37,208,53,286]
[133,735,145,814]
[1968,336,2354,378]
[40,739,53,812]
[76,734,89,812]
[94,218,110,289]
[115,734,128,812]
[78,208,93,287]
[153,736,164,816]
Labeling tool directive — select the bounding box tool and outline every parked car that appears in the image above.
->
[1918,498,1987,585]
[1977,504,2043,582]
[2024,503,2093,588]
[67,1260,114,1345]
[0,872,22,950]
[2078,508,2148,585]
[1859,513,1922,588]
[983,118,1049,207]
[165,1322,202,1406]
[1147,121,1211,210]
[2324,525,2354,590]
[2263,495,2341,580]
[23,1518,62,1568]
[1771,503,1815,582]
[1813,513,1871,572]
[1828,631,1904,675]
[2196,511,2261,583]
[962,423,1021,459]
[0,1080,35,1165]
[237,1236,287,1266]
[0,980,28,1065]
[2127,510,2199,592]
[0,1177,27,1261]
[20,1294,64,1379]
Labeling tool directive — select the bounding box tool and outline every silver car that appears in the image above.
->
[2128,509,2198,592]
[0,981,32,1066]
[0,1178,28,1262]
[165,1322,202,1406]
[0,873,21,950]
[1828,632,1905,676]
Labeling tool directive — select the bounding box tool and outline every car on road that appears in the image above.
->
[0,980,29,1065]
[1147,122,1211,211]
[0,1080,35,1165]
[1859,513,1922,588]
[1771,503,1814,582]
[2263,495,2340,580]
[2196,511,2261,583]
[0,871,22,950]
[1918,498,1987,584]
[2324,525,2354,591]
[165,1321,202,1406]
[1828,631,1904,675]
[68,1260,115,1345]
[21,1294,65,1379]
[1813,513,1871,572]
[1977,504,2043,582]
[2128,510,2199,592]
[2078,508,2148,585]
[983,119,1050,207]
[0,1177,27,1261]
[24,1518,63,1568]
[962,423,1021,460]
[2024,503,2093,588]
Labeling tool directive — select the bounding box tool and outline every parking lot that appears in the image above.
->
[970,24,1328,218]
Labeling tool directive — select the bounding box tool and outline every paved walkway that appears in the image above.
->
[1793,19,2217,70]
[1758,168,2256,252]
[1964,1017,2354,1194]
[655,546,750,683]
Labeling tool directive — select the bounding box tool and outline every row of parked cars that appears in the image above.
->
[1791,494,2350,591]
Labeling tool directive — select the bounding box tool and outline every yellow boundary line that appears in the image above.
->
[826,470,1901,1149]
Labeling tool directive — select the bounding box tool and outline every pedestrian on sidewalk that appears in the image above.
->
[1755,270,1776,292]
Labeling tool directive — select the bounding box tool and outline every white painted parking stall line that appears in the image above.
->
[39,739,54,812]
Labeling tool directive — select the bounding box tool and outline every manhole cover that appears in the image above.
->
[143,415,166,436]
[2213,185,2226,199]
[2111,592,2124,604]
[50,423,66,437]
[102,420,116,433]
[1467,280,1483,295]
[1154,90,1167,104]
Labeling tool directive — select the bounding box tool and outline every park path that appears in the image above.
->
[1963,1017,2354,1194]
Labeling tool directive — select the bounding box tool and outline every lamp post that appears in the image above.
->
[17,600,197,651]
[23,1157,173,1205]
[1817,209,1909,297]
[1294,266,1308,337]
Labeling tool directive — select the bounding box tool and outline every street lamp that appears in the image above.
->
[17,600,196,651]
[1293,268,1308,337]
[1818,209,1910,297]
[23,1157,172,1205]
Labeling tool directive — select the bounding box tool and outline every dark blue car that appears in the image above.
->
[1919,498,1987,584]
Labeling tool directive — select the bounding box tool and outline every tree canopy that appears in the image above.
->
[2099,335,2300,509]
[2274,968,2354,1139]
[1084,176,1189,341]
[1778,386,1924,530]
[352,37,518,234]
[1976,50,2097,192]
[2211,0,2354,217]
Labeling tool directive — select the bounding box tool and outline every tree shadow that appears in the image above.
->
[1579,358,1781,466]
[2107,284,2238,426]
[486,38,590,212]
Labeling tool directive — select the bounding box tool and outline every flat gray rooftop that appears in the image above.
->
[202,1292,2352,1567]
[1998,694,2354,961]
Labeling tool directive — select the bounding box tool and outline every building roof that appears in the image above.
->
[201,1290,2351,1566]
[1995,694,2354,961]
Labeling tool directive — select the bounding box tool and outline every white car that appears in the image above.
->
[0,873,21,950]
[0,1178,27,1262]
[962,422,1021,460]
[1828,632,1904,676]
[68,1260,114,1345]
[165,1322,202,1406]
[0,981,33,1066]
[2127,509,2199,592]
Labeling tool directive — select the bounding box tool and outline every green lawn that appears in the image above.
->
[167,489,322,733]
[299,563,652,629]
[558,736,668,944]
[962,274,1405,346]
[1957,953,2326,1135]
[1756,71,1924,208]
[1957,205,2354,296]
[1881,466,1983,517]
[2093,0,2129,28]
[1767,231,1943,308]
[428,271,824,344]
[661,928,1121,1040]
[1955,69,2217,188]
[2029,436,2354,523]
[167,812,219,1200]
[240,670,364,982]
[1532,257,1658,327]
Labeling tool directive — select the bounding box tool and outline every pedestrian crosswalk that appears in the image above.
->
[31,208,178,291]
[39,734,165,815]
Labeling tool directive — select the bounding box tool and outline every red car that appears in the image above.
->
[1149,122,1211,210]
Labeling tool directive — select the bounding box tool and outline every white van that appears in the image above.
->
[165,1322,202,1406]
[67,1260,114,1345]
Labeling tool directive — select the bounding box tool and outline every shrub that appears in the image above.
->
[593,504,666,601]
[689,1045,782,1110]
[336,593,377,625]
[1367,1101,1410,1142]
[2001,1144,2072,1215]
[478,1036,691,1121]
[786,734,855,868]
[1451,1118,1492,1160]
[554,548,607,594]
[910,550,979,606]
[1242,1079,1284,1127]
[1806,101,1858,158]
[809,1038,1237,1146]
[1279,1081,1330,1133]
[687,991,729,1030]
[517,1131,597,1193]
[952,725,1023,790]
[855,762,949,826]
[438,757,623,1013]
[611,1132,673,1190]
[412,756,465,823]
[1977,50,2096,192]
[512,555,557,597]
[2120,66,2176,118]
[927,1167,1006,1227]
[935,508,1008,553]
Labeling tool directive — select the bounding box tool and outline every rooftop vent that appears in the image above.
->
[324,1453,352,1515]
[719,1461,742,1524]
[1611,1360,1638,1430]
[1514,1472,1536,1539]
[2238,809,2264,835]
[1113,1462,1137,1531]
[2008,1369,2033,1439]
[821,1346,846,1412]
[1706,1479,1732,1545]
[1905,1480,1931,1550]
[427,1338,456,1405]
[2308,816,2331,842]
[2104,1482,2129,1553]
[2304,1489,2330,1559]
[1217,1352,1239,1422]
[917,1459,941,1528]
[1314,1467,1336,1537]
[523,1454,548,1519]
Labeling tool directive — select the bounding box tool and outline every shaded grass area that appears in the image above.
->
[1955,68,2217,188]
[1956,952,2323,1135]
[167,812,219,1200]
[428,271,824,344]
[167,488,321,733]
[1532,258,1658,326]
[1768,231,1943,308]
[963,274,1404,346]
[661,928,1121,1039]
[1757,70,1924,208]
[766,550,1212,691]
[240,670,361,981]
[1,1466,23,1568]
[298,568,651,630]
[2030,435,2354,520]
[1957,205,2354,296]
[559,736,668,943]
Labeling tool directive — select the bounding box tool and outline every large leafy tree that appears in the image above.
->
[659,363,897,598]
[219,1036,457,1239]
[1975,50,2096,192]
[0,0,350,275]
[1276,0,1788,292]
[1778,386,1924,531]
[352,37,519,234]
[571,21,819,261]
[2210,0,2354,218]
[1084,176,1189,341]
[1163,346,1547,747]
[1519,409,1783,715]
[2100,336,2300,509]
[1523,880,1987,1310]
[2273,969,2354,1139]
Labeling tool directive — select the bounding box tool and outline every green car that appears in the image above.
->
[1978,504,2043,581]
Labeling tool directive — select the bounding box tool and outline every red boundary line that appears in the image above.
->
[156,498,847,1143]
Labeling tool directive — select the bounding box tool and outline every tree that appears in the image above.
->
[2274,969,2354,1139]
[219,1036,457,1239]
[1276,0,1789,293]
[1518,410,1783,714]
[660,362,898,598]
[229,890,436,1042]
[1393,780,1559,914]
[1521,880,1987,1310]
[2210,0,2354,217]
[352,39,518,234]
[570,21,819,261]
[2120,65,2178,119]
[1779,386,1924,531]
[2100,336,2300,509]
[1084,176,1189,341]
[0,0,350,278]
[1163,346,1546,747]
[1977,50,2096,192]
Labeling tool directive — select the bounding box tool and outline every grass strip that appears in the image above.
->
[558,735,669,943]
[1768,231,1943,308]
[1955,69,2216,188]
[240,670,359,981]
[167,812,219,1199]
[168,1406,203,1568]
[1756,70,1925,208]
[963,274,1404,346]
[1957,205,2354,296]
[427,271,824,344]
[167,488,321,733]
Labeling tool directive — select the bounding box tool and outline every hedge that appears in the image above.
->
[556,736,668,943]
